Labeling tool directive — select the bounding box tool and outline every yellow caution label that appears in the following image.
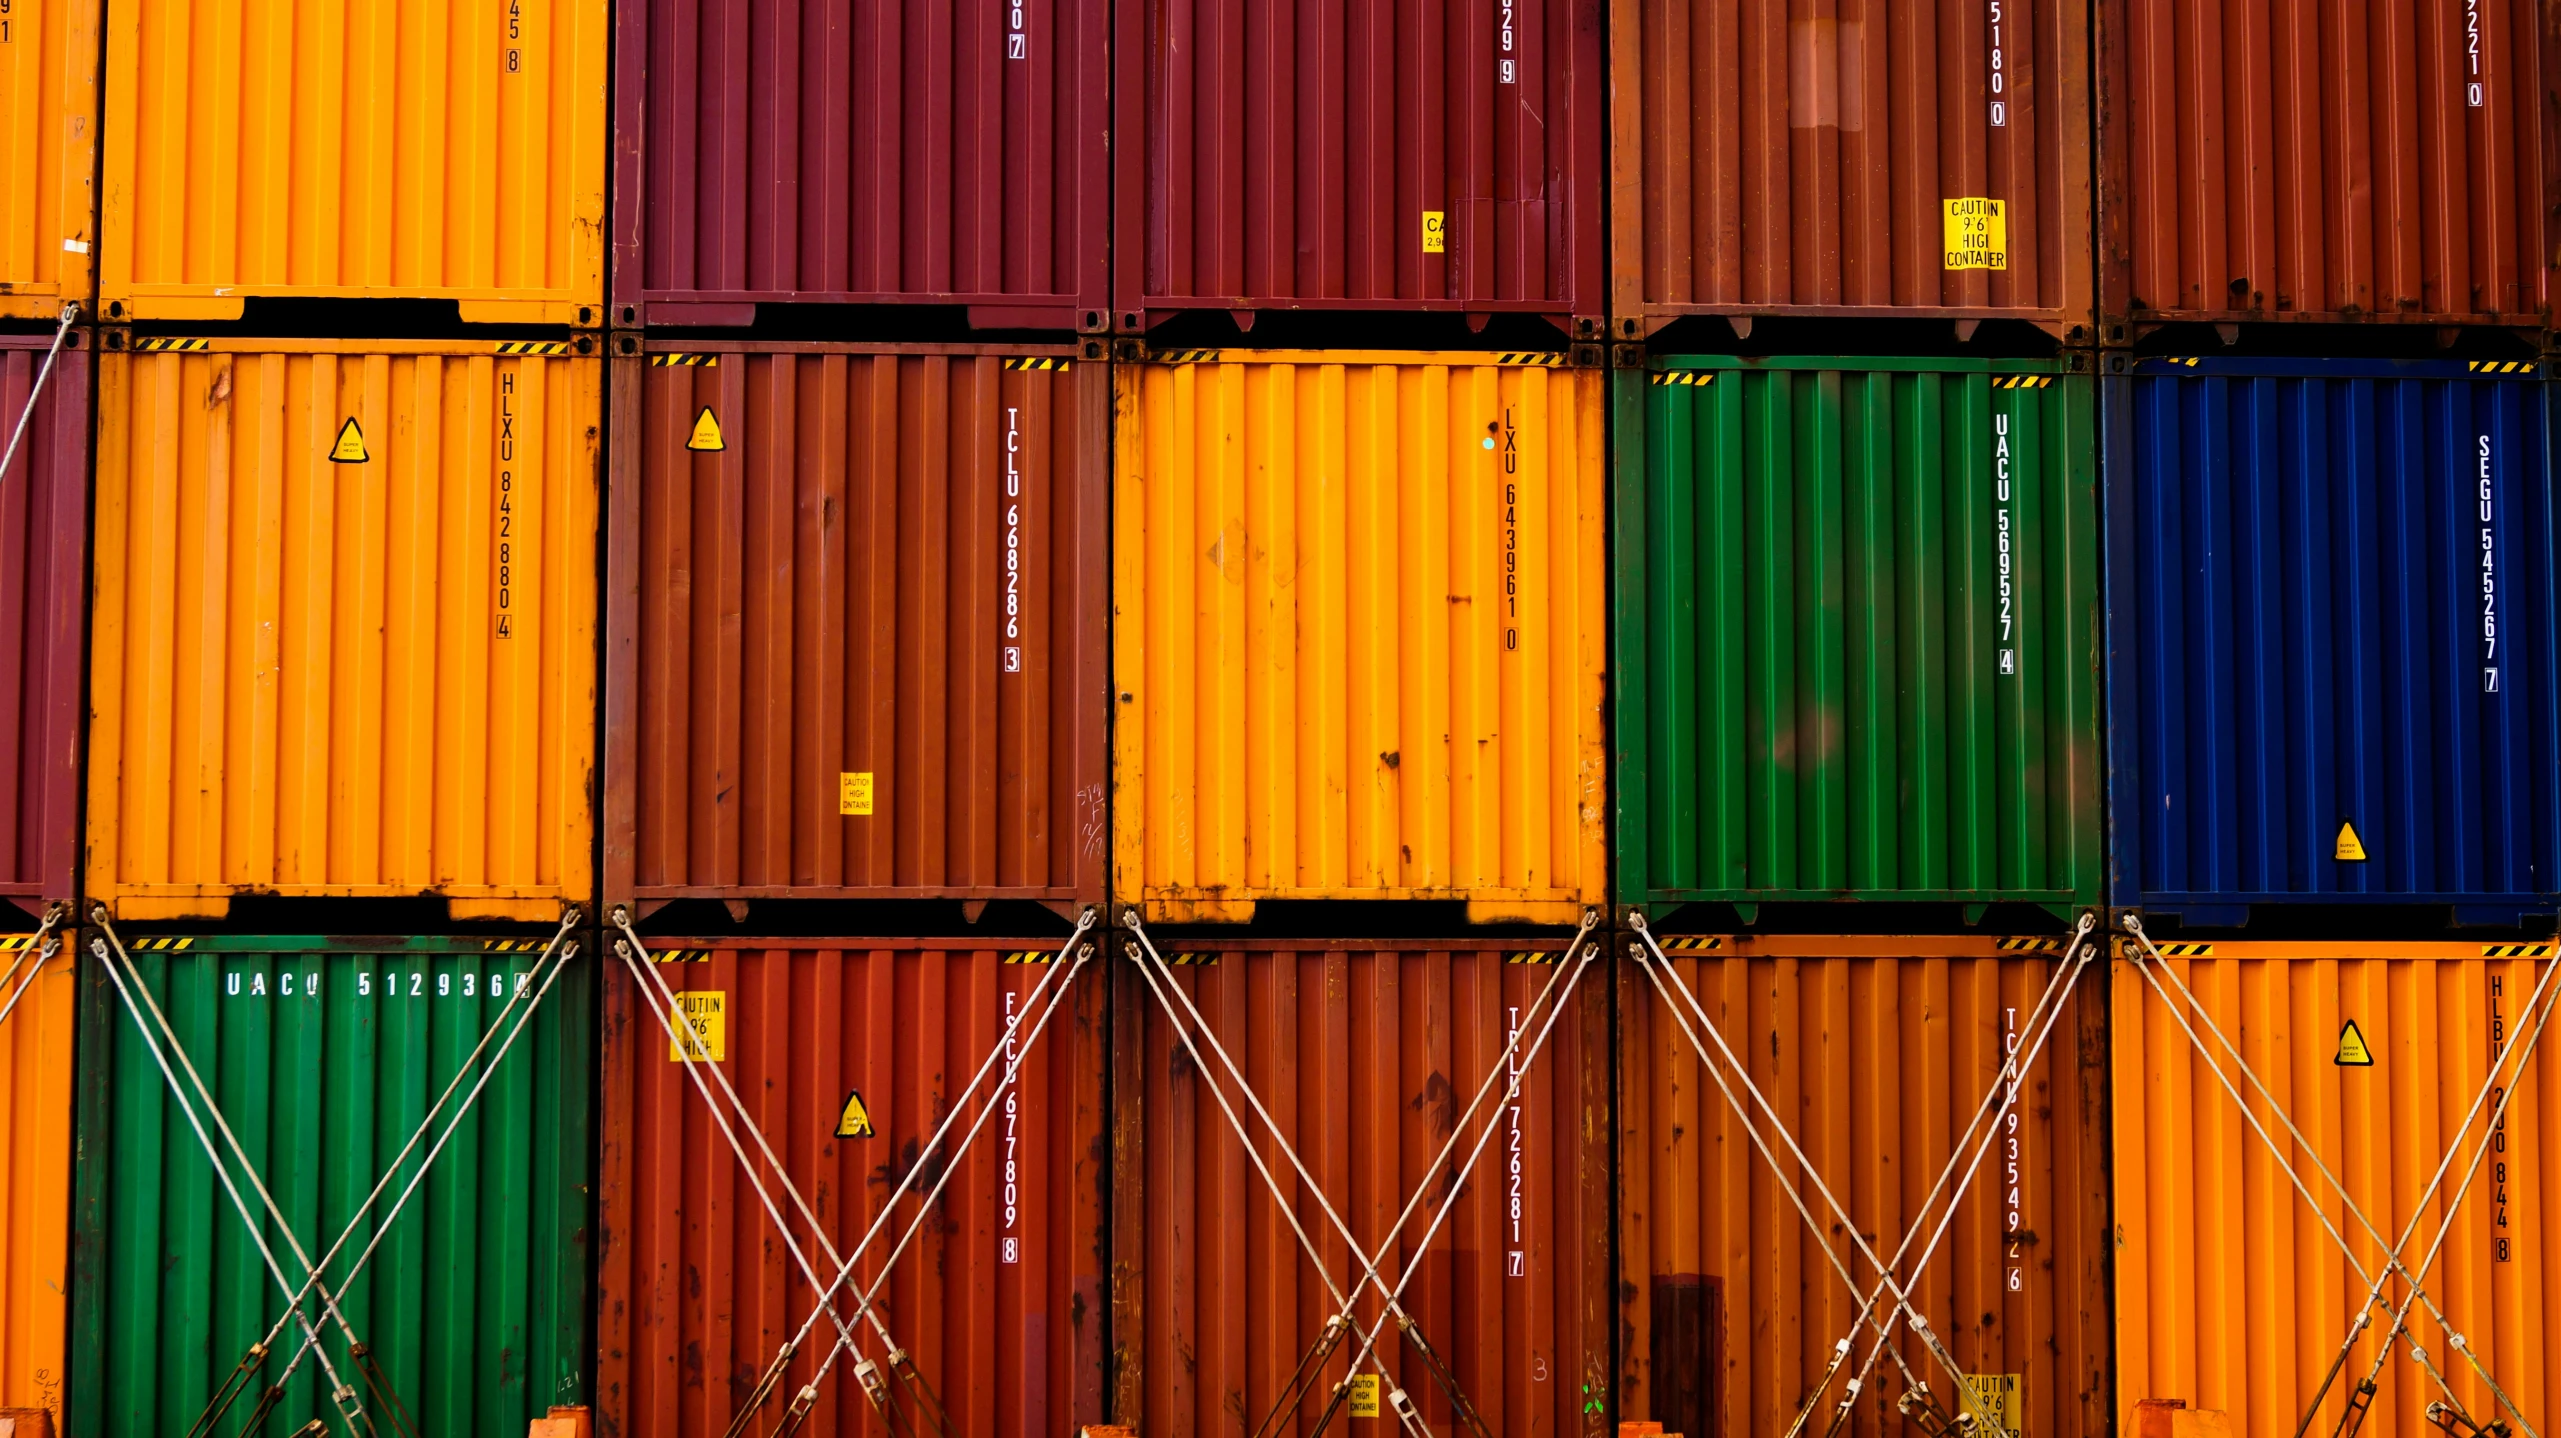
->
[669,991,725,1063]
[2335,820,2368,861]
[328,418,370,464]
[1422,211,1446,254]
[687,406,726,452]
[1963,1375,2023,1438]
[2336,1019,2375,1067]
[839,771,874,816]
[1347,1374,1380,1418]
[1943,198,2009,271]
[836,1088,876,1138]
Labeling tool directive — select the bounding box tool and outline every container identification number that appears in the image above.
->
[505,0,523,74]
[497,371,517,638]
[1004,405,1027,674]
[1498,411,1522,652]
[1986,1,2008,126]
[1497,0,1517,83]
[1006,0,1027,60]
[220,968,532,999]
[2490,973,2514,1259]
[1993,410,2017,677]
[2480,434,2499,693]
[1001,990,1023,1263]
[2464,0,2486,107]
[2002,1004,2025,1292]
[1505,1002,1527,1277]
[0,0,14,45]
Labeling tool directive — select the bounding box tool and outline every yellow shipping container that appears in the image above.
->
[2114,938,2560,1438]
[1112,349,1608,924]
[0,932,71,1426]
[0,0,98,320]
[88,337,600,920]
[99,0,606,324]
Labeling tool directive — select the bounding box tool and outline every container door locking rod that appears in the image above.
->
[0,902,66,1034]
[2119,916,2553,1438]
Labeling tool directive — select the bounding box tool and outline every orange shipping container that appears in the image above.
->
[0,930,72,1427]
[0,0,98,320]
[2114,937,2561,1438]
[87,336,601,920]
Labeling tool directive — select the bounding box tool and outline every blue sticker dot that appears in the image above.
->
[1482,437,1496,450]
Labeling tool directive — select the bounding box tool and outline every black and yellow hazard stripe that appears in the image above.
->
[1003,357,1073,371]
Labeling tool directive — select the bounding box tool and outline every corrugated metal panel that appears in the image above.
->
[1114,0,1605,332]
[99,0,608,324]
[1107,935,1611,1437]
[2095,0,2551,335]
[2112,939,2559,1438]
[67,933,592,1438]
[0,931,76,1426]
[0,335,90,913]
[603,342,1108,914]
[596,935,1106,1438]
[1112,351,1609,924]
[610,0,1109,329]
[2103,359,2561,914]
[1607,0,2096,339]
[1618,932,2113,1438]
[1614,356,2104,914]
[87,338,601,921]
[0,0,98,320]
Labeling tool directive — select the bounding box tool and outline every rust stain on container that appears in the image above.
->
[611,0,1108,330]
[87,338,601,920]
[2096,0,2549,334]
[596,935,1106,1438]
[0,335,89,913]
[1609,0,2096,339]
[0,931,74,1426]
[1108,935,1611,1436]
[0,0,98,320]
[1115,0,1605,333]
[2114,939,2560,1438]
[1619,933,2113,1438]
[605,342,1108,916]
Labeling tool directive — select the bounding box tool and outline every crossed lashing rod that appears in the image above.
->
[1122,910,1602,1438]
[1629,912,2100,1438]
[2117,916,2554,1438]
[93,904,583,1438]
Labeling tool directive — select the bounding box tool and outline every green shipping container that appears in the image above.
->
[1612,355,2103,918]
[69,933,591,1438]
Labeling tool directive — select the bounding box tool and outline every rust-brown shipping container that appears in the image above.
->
[597,933,1106,1438]
[2096,0,2550,336]
[604,340,1108,917]
[1619,932,2112,1438]
[1110,932,1611,1437]
[1115,0,1606,335]
[1609,0,2096,340]
[0,333,90,914]
[609,0,1109,330]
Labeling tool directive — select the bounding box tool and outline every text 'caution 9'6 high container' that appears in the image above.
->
[88,338,601,922]
[611,0,1109,330]
[1614,356,2103,920]
[1113,350,1609,924]
[604,341,1108,918]
[0,931,77,1427]
[2112,938,2558,1438]
[2104,358,2559,922]
[597,935,1106,1438]
[1607,0,2096,340]
[69,932,593,1438]
[1618,931,2113,1438]
[100,0,608,324]
[0,332,93,915]
[1109,934,1610,1438]
[0,0,99,320]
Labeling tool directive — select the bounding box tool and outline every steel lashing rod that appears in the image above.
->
[88,910,379,1438]
[703,909,1103,1438]
[1121,911,1599,1438]
[2120,912,2540,1435]
[234,914,585,1438]
[0,303,79,490]
[0,902,68,1034]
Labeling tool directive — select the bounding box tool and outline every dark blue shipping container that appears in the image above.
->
[2104,357,2561,924]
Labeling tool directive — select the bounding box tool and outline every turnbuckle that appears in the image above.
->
[1898,1383,1979,1438]
[2430,1402,2514,1438]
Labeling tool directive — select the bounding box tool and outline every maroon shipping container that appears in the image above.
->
[1108,932,1612,1437]
[603,339,1109,917]
[2096,0,2552,336]
[1114,0,1606,336]
[0,331,87,915]
[596,933,1107,1438]
[1608,0,2097,341]
[609,0,1111,330]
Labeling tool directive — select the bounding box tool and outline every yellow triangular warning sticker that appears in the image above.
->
[686,407,725,452]
[2335,821,2368,862]
[328,417,369,464]
[2336,1020,2374,1067]
[835,1088,876,1139]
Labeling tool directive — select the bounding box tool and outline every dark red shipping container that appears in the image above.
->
[0,330,86,915]
[2096,0,2552,336]
[1608,0,2097,341]
[1114,0,1606,336]
[609,0,1111,330]
[1108,932,1612,1437]
[603,339,1109,918]
[596,933,1107,1438]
